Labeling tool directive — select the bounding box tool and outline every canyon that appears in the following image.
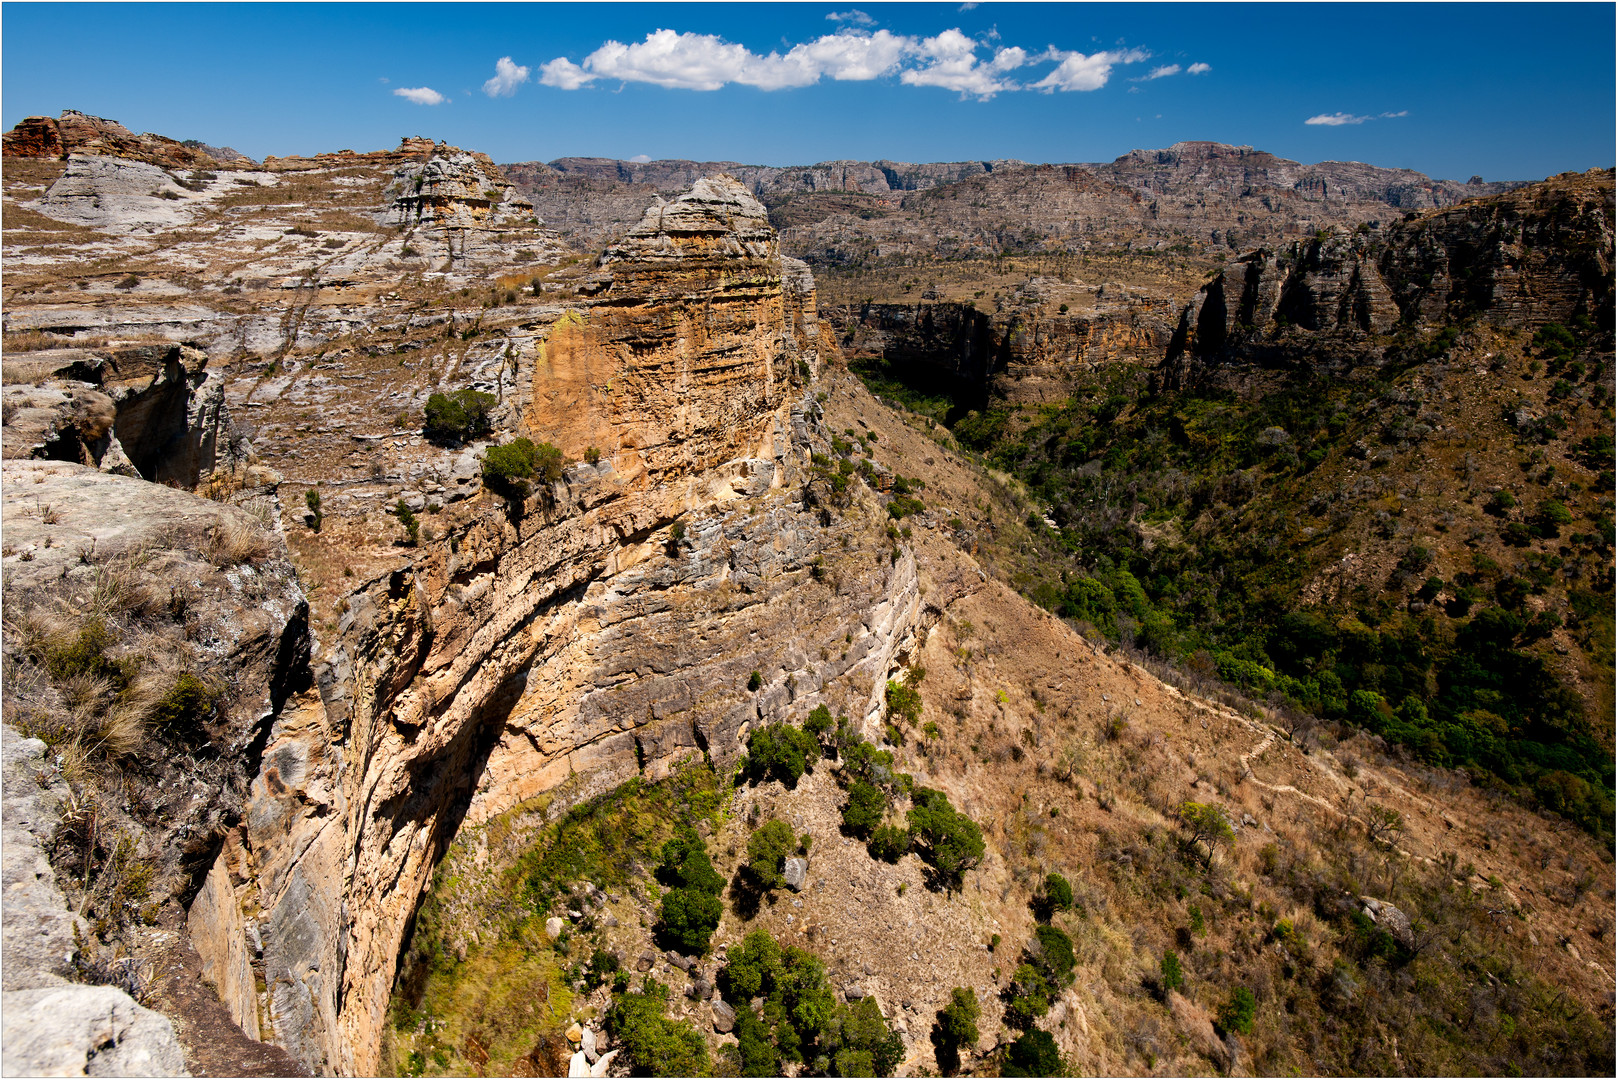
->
[1,111,1613,1078]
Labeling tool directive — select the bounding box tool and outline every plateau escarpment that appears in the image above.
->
[3,114,1615,1080]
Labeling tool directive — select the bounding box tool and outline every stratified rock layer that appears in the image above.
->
[181,177,919,1076]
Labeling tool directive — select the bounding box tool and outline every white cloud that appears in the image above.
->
[959,2,979,9]
[1307,109,1408,126]
[1031,47,1149,92]
[826,9,873,25]
[1306,112,1367,126]
[539,26,1148,99]
[482,56,531,97]
[541,28,910,92]
[1136,63,1181,81]
[393,86,446,105]
[900,29,1031,98]
[540,57,595,90]
[628,154,652,163]
[378,76,390,84]
[1187,61,1211,74]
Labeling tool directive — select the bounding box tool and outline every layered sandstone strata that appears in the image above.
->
[182,178,926,1075]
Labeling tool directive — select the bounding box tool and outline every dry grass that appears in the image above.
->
[203,515,271,566]
[1,204,96,234]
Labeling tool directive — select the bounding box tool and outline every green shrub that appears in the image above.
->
[746,723,819,788]
[746,820,796,890]
[1160,950,1184,993]
[841,781,887,838]
[423,387,495,442]
[150,671,219,741]
[481,438,564,495]
[717,930,848,1069]
[867,824,909,862]
[1217,986,1256,1035]
[305,489,322,532]
[1035,872,1073,919]
[907,788,984,887]
[392,500,419,545]
[607,980,712,1076]
[747,669,762,691]
[1003,1029,1063,1077]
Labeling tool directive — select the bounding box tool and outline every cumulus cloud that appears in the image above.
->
[826,9,874,24]
[482,56,531,97]
[901,30,1032,98]
[1136,63,1181,80]
[1187,61,1212,74]
[539,28,911,91]
[628,153,652,163]
[1031,47,1149,92]
[540,26,1149,98]
[1306,109,1408,126]
[393,86,446,105]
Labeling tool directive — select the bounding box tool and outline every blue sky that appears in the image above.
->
[2,3,1612,181]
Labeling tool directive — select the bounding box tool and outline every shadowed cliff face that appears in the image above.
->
[181,177,931,1076]
[1162,169,1615,389]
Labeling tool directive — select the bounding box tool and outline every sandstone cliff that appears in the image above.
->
[1162,168,1615,388]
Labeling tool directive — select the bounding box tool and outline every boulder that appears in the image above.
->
[710,999,736,1034]
[581,1026,598,1063]
[567,1049,589,1078]
[665,950,692,971]
[545,916,566,941]
[565,1022,583,1045]
[590,1049,619,1078]
[1359,897,1417,951]
[635,950,656,972]
[1,985,189,1077]
[784,857,809,891]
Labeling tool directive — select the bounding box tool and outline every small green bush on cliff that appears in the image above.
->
[481,438,564,495]
[423,387,495,442]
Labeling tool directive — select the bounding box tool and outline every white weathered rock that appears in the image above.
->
[581,1026,598,1063]
[590,1049,619,1077]
[784,856,809,891]
[567,1049,589,1077]
[546,916,566,941]
[1,984,189,1077]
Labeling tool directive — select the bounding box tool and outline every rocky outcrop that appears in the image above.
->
[175,177,923,1076]
[1,727,191,1077]
[836,278,1177,406]
[1161,169,1616,388]
[2,109,219,169]
[2,344,249,487]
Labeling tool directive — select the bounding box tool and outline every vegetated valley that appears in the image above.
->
[0,111,1613,1079]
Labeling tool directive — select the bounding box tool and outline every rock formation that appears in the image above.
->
[1161,168,1615,388]
[2,109,224,169]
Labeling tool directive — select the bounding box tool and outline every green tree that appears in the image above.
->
[804,704,834,740]
[867,824,909,862]
[746,723,820,788]
[481,437,564,496]
[607,980,713,1076]
[825,997,903,1077]
[747,820,796,890]
[1176,801,1234,869]
[933,987,980,1074]
[423,387,495,442]
[841,780,887,838]
[658,888,722,954]
[1217,986,1256,1035]
[885,677,923,725]
[907,787,984,888]
[1160,950,1184,993]
[1003,1029,1063,1077]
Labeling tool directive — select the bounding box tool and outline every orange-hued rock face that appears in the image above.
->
[172,176,866,1077]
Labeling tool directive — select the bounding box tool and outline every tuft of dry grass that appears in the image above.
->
[204,515,271,566]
